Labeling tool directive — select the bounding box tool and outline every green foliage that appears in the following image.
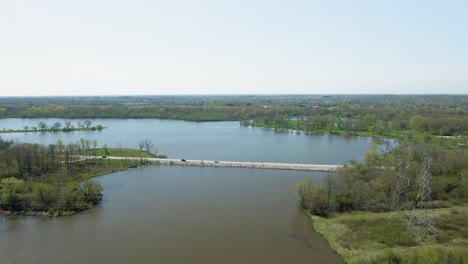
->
[405,248,466,264]
[0,137,146,215]
[359,249,402,264]
[84,147,156,158]
[31,182,55,211]
[434,209,468,243]
[340,217,417,248]
[295,142,468,215]
[310,206,468,264]
[78,180,103,204]
[359,248,466,264]
[293,180,331,216]
[1,96,466,135]
[0,177,26,210]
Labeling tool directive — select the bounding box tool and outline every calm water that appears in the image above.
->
[0,118,382,264]
[0,118,378,164]
[1,167,343,264]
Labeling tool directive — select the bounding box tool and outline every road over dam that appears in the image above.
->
[81,156,342,172]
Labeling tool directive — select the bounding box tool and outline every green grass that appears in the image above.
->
[83,148,157,158]
[340,217,417,248]
[309,205,468,263]
[67,159,140,180]
[359,248,467,264]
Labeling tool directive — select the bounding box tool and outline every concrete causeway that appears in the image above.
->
[81,156,342,172]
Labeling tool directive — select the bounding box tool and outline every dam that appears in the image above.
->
[82,156,342,172]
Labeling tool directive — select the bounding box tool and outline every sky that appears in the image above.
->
[0,0,467,96]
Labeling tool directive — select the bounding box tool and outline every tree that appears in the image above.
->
[32,183,55,210]
[409,116,427,131]
[84,120,92,128]
[103,144,109,155]
[38,121,47,131]
[138,141,145,151]
[423,132,431,143]
[65,120,72,129]
[53,122,62,129]
[78,180,103,204]
[0,177,26,210]
[80,138,86,150]
[292,180,330,216]
[365,144,379,168]
[56,139,65,153]
[144,139,154,154]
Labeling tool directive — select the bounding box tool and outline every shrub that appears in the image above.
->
[359,248,465,264]
[358,249,402,264]
[340,217,417,249]
[292,180,331,216]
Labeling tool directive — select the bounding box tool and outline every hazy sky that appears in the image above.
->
[0,0,467,96]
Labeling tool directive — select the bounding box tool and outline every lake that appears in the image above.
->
[0,118,382,164]
[1,167,343,264]
[0,118,383,263]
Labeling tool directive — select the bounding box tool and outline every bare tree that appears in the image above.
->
[84,120,92,128]
[144,139,154,154]
[65,120,72,129]
[85,140,92,151]
[38,122,47,131]
[80,138,86,150]
[138,141,145,151]
[56,139,65,153]
[53,122,62,130]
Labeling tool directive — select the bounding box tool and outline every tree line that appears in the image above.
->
[1,95,466,136]
[294,142,468,217]
[1,120,104,133]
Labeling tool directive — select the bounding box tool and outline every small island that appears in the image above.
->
[0,120,106,134]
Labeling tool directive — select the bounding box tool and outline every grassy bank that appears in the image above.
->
[83,147,159,158]
[68,158,141,180]
[309,206,468,263]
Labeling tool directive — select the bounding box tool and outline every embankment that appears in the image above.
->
[79,156,341,172]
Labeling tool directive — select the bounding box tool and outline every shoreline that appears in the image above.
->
[1,210,48,217]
